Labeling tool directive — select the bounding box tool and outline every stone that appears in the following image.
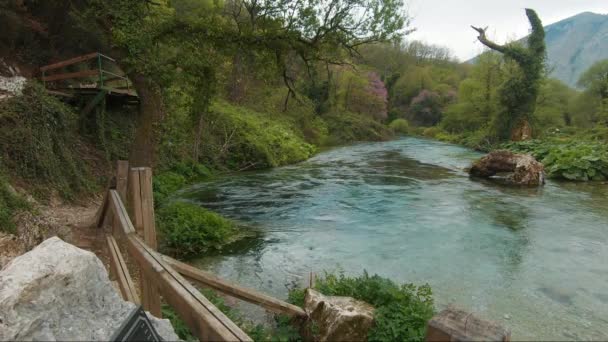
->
[303,288,375,342]
[469,150,545,186]
[0,237,179,341]
[426,307,510,342]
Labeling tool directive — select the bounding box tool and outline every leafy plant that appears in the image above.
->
[156,201,239,259]
[503,140,608,181]
[288,271,435,342]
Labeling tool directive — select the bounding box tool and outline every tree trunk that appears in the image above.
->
[193,112,205,162]
[128,73,165,167]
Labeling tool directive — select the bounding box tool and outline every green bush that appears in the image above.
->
[503,139,608,181]
[202,101,315,170]
[323,111,393,145]
[288,271,434,342]
[157,201,239,259]
[388,119,410,134]
[0,174,30,234]
[421,126,442,138]
[0,82,93,199]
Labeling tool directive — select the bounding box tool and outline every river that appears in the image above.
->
[179,137,608,340]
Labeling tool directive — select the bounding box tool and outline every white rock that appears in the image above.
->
[304,288,375,342]
[0,237,179,341]
[0,75,26,100]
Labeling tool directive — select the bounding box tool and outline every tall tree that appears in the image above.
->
[472,8,546,141]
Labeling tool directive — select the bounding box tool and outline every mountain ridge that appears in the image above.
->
[468,11,608,88]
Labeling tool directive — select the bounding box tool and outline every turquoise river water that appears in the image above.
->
[180,137,608,340]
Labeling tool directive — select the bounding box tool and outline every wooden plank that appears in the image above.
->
[46,90,74,97]
[128,168,144,234]
[40,52,99,71]
[139,168,158,249]
[125,234,251,341]
[109,190,136,235]
[94,190,110,228]
[163,255,307,318]
[106,235,140,304]
[116,160,129,203]
[138,167,161,317]
[41,69,99,82]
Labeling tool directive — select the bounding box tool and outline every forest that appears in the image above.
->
[1,1,608,341]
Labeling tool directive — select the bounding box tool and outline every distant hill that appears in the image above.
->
[469,12,608,88]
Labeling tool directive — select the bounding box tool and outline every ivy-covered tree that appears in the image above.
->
[472,8,546,141]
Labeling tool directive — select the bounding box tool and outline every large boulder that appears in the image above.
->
[0,237,179,341]
[304,288,375,342]
[469,150,545,186]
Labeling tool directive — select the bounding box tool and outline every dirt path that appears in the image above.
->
[0,195,107,268]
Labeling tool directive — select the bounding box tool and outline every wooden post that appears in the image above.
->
[116,160,129,203]
[129,167,161,317]
[128,168,144,234]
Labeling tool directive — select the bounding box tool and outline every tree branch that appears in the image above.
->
[471,26,507,54]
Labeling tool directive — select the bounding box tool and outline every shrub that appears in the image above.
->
[388,119,410,134]
[323,111,393,145]
[288,271,434,342]
[202,101,315,170]
[157,202,238,259]
[503,140,608,181]
[422,126,442,138]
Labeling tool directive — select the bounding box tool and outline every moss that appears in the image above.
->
[157,201,239,259]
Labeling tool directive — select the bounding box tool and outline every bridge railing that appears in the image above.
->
[40,52,134,96]
[95,161,305,341]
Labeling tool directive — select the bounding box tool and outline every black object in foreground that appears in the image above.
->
[111,306,163,342]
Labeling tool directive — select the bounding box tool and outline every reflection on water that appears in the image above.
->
[180,137,608,341]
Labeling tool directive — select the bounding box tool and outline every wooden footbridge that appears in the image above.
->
[40,52,138,115]
[95,161,306,341]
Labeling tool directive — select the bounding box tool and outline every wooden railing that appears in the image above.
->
[40,52,135,96]
[96,161,306,341]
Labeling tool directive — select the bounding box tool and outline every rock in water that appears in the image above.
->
[0,237,179,341]
[304,288,375,342]
[469,150,545,186]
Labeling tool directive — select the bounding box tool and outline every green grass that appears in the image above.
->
[153,161,212,207]
[388,119,410,134]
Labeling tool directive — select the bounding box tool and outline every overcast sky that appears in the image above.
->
[406,0,608,61]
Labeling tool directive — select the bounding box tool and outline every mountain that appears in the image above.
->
[469,12,608,88]
[545,12,608,88]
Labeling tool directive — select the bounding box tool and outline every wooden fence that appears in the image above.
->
[96,161,306,341]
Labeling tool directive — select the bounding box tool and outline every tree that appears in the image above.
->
[103,0,410,166]
[472,8,546,141]
[577,59,608,125]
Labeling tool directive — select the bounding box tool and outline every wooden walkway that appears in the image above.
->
[94,161,306,341]
[40,52,138,104]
